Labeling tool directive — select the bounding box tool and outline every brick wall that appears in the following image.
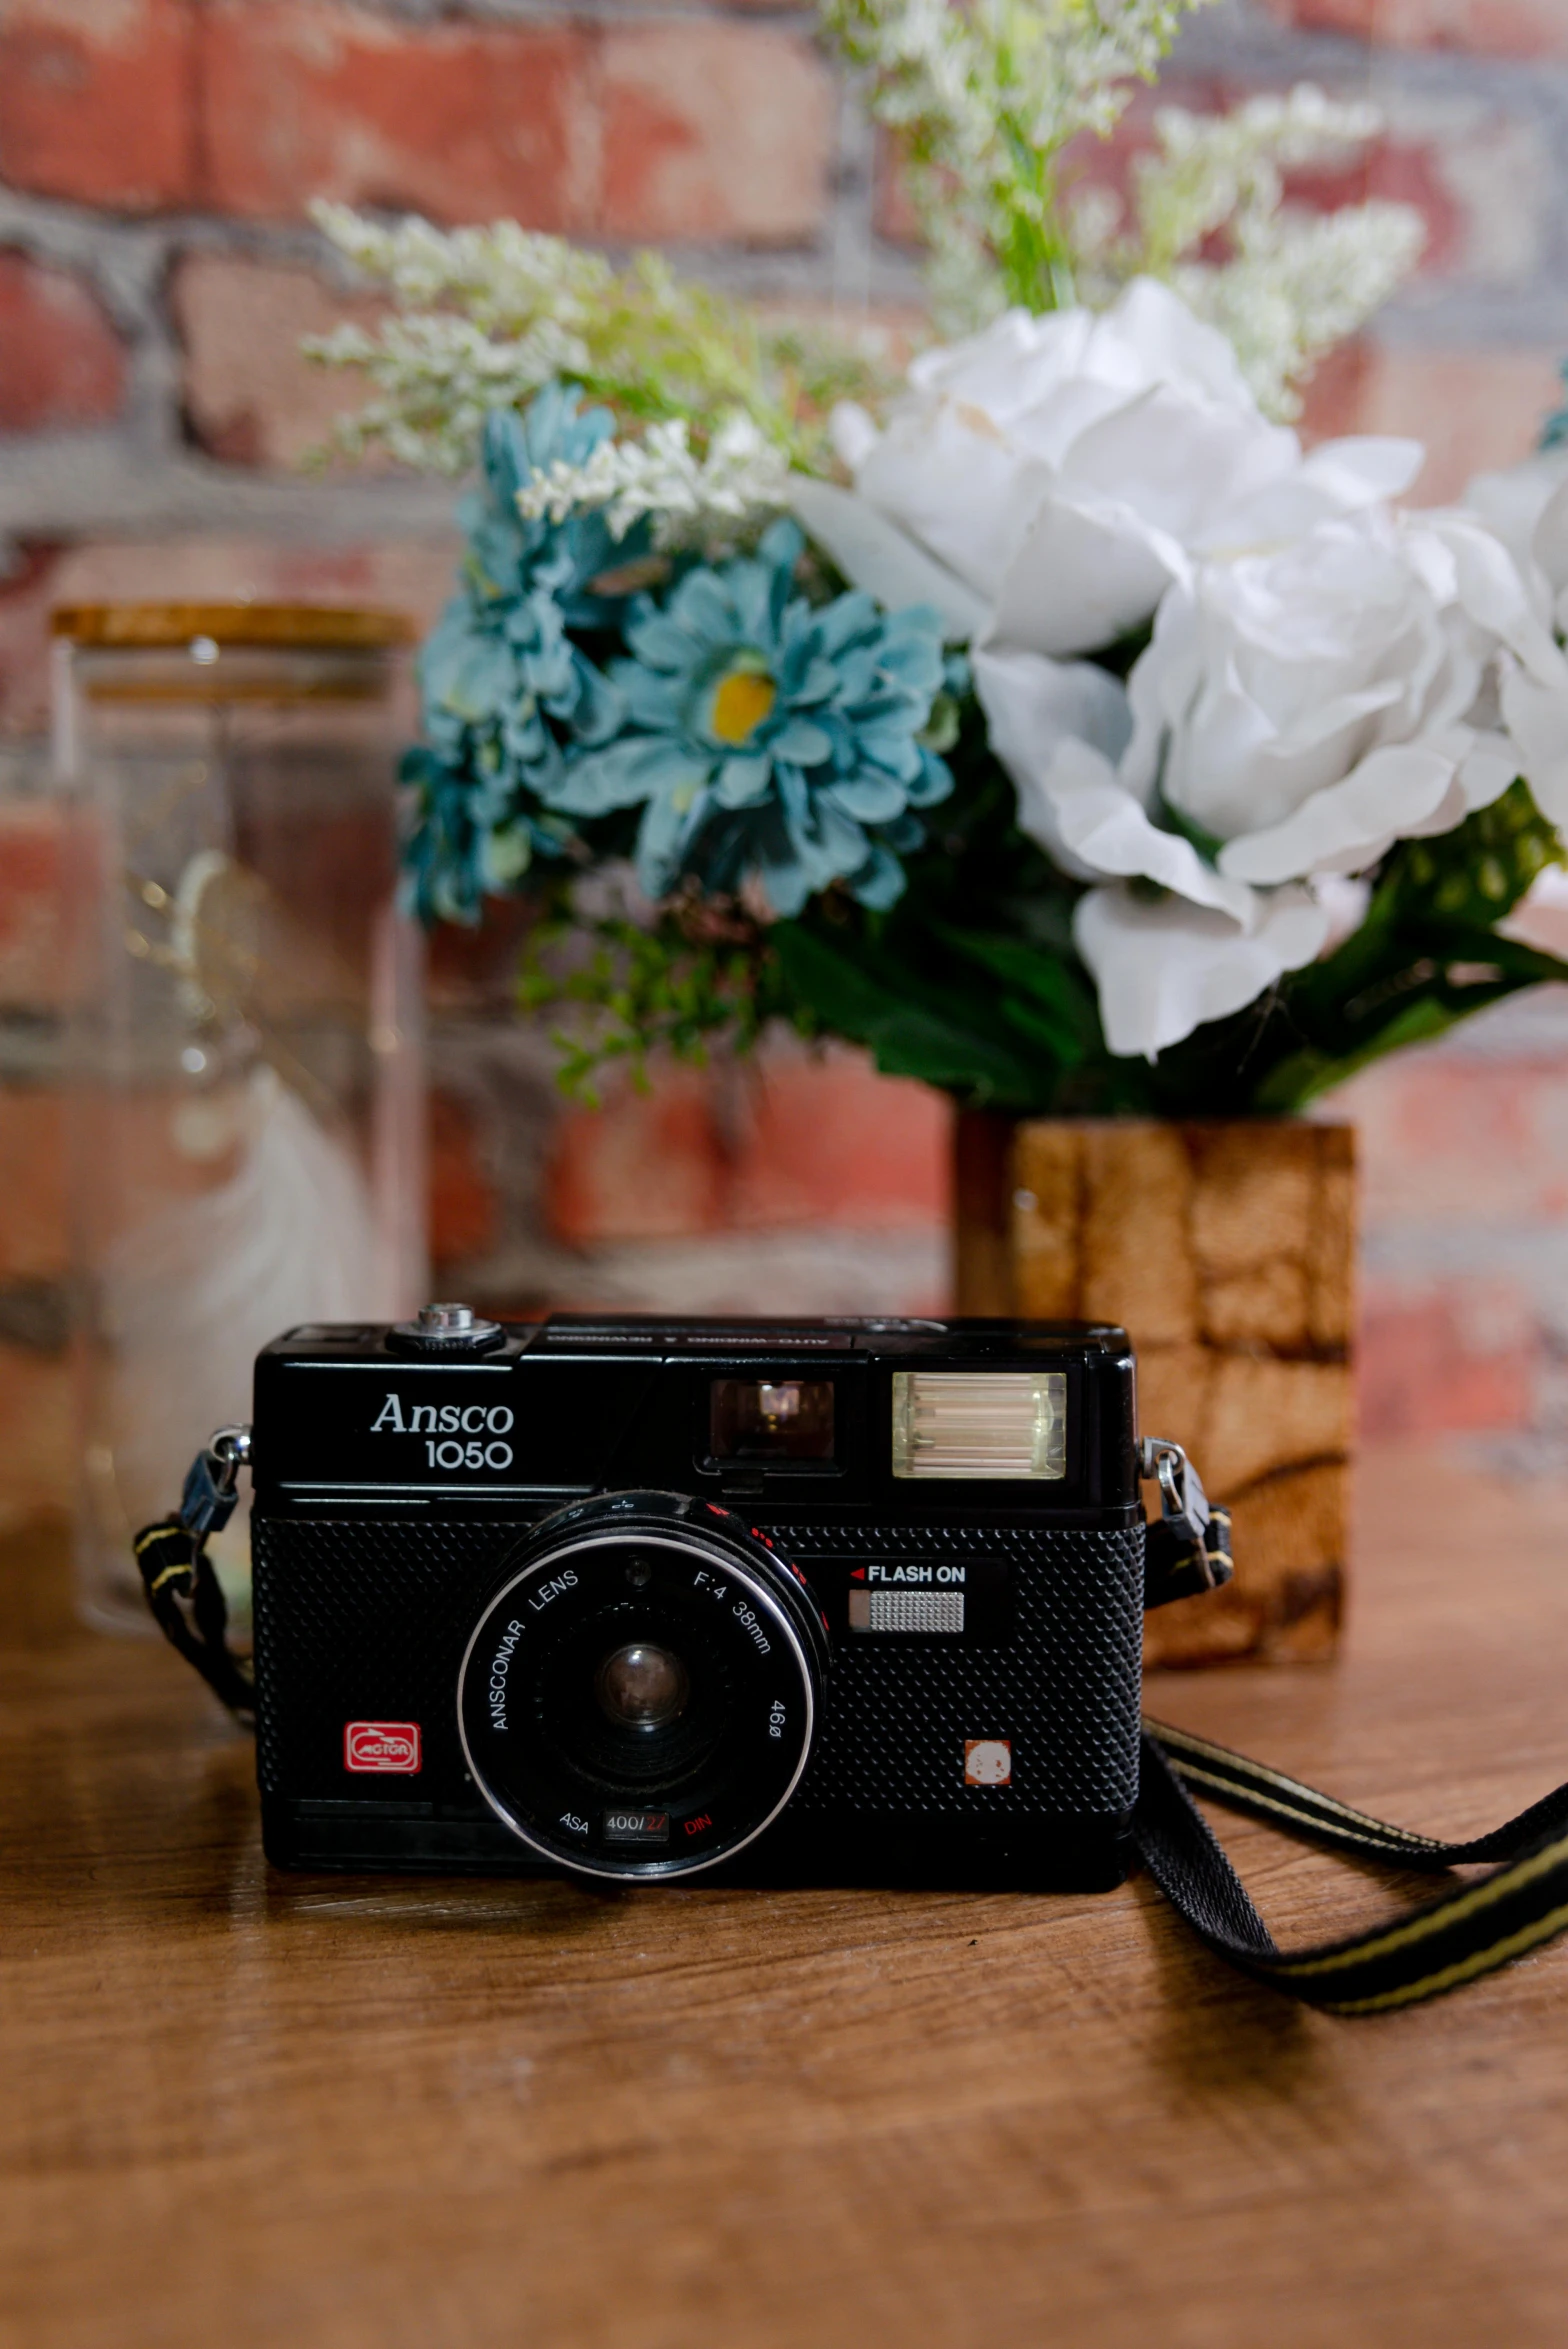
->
[3,0,1568,1516]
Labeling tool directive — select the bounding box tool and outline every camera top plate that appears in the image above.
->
[251,1315,1141,1529]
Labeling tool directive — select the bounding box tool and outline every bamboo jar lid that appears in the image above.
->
[51,603,414,649]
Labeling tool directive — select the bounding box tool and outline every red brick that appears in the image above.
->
[0,542,60,738]
[0,798,71,1010]
[197,1,595,228]
[171,253,381,468]
[873,127,922,249]
[429,1087,498,1270]
[0,0,195,211]
[1288,137,1465,280]
[547,1069,723,1245]
[1261,0,1568,56]
[0,1089,67,1281]
[727,1045,950,1231]
[0,250,125,431]
[598,23,834,244]
[1298,337,1375,445]
[546,1045,951,1246]
[1359,1286,1536,1437]
[1316,346,1564,506]
[1343,1053,1568,1229]
[426,899,537,1018]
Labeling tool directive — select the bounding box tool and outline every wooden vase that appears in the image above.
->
[954,1114,1354,1666]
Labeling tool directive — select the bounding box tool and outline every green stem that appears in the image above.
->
[995,118,1074,312]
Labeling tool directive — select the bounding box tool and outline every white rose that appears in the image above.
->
[1465,453,1568,827]
[976,505,1529,1058]
[791,277,1422,658]
[1467,448,1568,625]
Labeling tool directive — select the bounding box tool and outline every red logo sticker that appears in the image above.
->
[344,1720,422,1774]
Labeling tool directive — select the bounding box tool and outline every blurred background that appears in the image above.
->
[3,0,1568,1538]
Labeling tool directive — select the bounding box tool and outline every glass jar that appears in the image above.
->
[52,604,427,1631]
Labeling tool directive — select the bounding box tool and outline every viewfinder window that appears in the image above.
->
[710,1379,835,1463]
[891,1370,1067,1480]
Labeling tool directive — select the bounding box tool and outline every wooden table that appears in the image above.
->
[5,1444,1568,2348]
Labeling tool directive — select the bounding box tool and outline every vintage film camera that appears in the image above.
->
[242,1308,1226,1892]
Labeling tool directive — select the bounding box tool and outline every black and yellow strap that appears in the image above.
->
[1138,1719,1568,2013]
[133,1516,255,1724]
[1142,1505,1234,1610]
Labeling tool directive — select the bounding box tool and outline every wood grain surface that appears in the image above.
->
[5,1445,1568,2349]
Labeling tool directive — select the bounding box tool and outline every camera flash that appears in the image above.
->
[891,1370,1067,1481]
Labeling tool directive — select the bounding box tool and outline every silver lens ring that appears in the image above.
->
[457,1527,820,1883]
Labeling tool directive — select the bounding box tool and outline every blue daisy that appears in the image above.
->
[404,385,631,922]
[399,739,581,927]
[541,520,957,917]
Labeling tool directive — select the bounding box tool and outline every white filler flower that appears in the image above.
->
[516,413,792,551]
[978,505,1534,1057]
[794,277,1422,660]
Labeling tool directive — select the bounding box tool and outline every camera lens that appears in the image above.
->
[457,1496,828,1882]
[595,1641,689,1732]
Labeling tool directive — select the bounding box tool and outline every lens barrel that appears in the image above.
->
[457,1492,829,1881]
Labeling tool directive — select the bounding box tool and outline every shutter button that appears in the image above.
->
[389,1300,506,1355]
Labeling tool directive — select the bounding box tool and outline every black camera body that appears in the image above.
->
[250,1312,1151,1892]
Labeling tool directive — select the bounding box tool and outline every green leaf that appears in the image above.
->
[932,922,1097,1068]
[1252,996,1458,1113]
[770,921,1045,1103]
[1252,927,1568,1112]
[1383,777,1564,929]
[932,922,1089,1016]
[517,898,783,1097]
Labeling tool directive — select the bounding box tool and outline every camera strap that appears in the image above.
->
[132,1433,1568,2014]
[133,1426,255,1725]
[1135,1721,1568,2013]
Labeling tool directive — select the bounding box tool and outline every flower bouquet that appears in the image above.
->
[308,0,1568,1122]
